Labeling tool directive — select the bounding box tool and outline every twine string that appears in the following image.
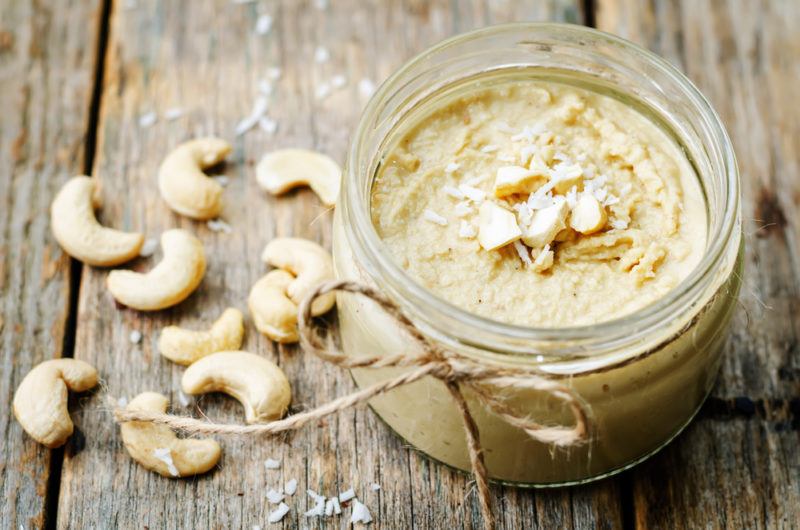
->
[113,279,590,530]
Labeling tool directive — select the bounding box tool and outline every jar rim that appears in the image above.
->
[342,22,740,354]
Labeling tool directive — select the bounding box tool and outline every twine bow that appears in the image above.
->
[114,280,590,530]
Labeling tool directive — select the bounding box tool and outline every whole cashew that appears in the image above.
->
[158,307,244,365]
[181,351,291,424]
[13,359,98,448]
[120,392,221,477]
[51,176,144,266]
[107,229,206,311]
[158,137,232,220]
[248,270,299,343]
[255,148,341,206]
[260,237,336,316]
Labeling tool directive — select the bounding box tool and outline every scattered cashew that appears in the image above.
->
[13,359,98,448]
[260,237,336,316]
[158,308,244,365]
[248,270,299,343]
[158,137,232,220]
[181,351,291,424]
[107,229,206,311]
[120,392,221,477]
[255,148,341,205]
[51,176,144,266]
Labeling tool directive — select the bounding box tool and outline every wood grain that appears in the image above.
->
[595,0,800,528]
[0,0,104,528]
[54,1,625,528]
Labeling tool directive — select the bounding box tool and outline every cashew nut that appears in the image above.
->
[107,229,206,311]
[181,351,291,424]
[248,270,299,343]
[13,359,98,448]
[120,392,221,477]
[255,148,341,206]
[260,237,336,316]
[51,176,144,266]
[158,137,232,220]
[158,308,244,365]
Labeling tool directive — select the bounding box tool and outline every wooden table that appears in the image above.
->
[1,0,797,528]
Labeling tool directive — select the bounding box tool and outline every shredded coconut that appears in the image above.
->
[258,79,273,96]
[423,209,448,226]
[444,162,460,174]
[129,330,142,344]
[565,186,579,208]
[314,46,330,63]
[458,184,485,203]
[164,107,184,121]
[267,502,290,523]
[267,67,282,80]
[139,237,158,257]
[480,144,499,153]
[315,82,331,100]
[464,175,487,186]
[284,478,298,495]
[177,391,191,407]
[266,489,284,504]
[350,499,373,524]
[610,219,629,230]
[511,123,545,142]
[513,240,533,266]
[264,458,281,470]
[255,14,273,35]
[454,201,473,217]
[370,483,381,491]
[358,78,376,98]
[553,151,570,162]
[235,96,269,136]
[324,499,335,516]
[138,111,157,128]
[331,74,347,89]
[304,490,326,517]
[338,488,356,503]
[207,219,233,234]
[211,175,230,187]
[153,448,179,477]
[259,117,278,134]
[458,221,476,239]
[117,397,128,407]
[331,496,341,514]
[495,121,515,134]
[497,154,516,163]
[442,185,464,200]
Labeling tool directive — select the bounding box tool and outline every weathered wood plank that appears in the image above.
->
[595,0,800,527]
[55,0,624,528]
[0,0,104,528]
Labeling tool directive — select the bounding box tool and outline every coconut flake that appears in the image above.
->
[266,489,284,504]
[423,209,448,226]
[255,14,273,35]
[458,221,476,239]
[458,184,485,203]
[454,201,473,217]
[331,496,342,514]
[610,219,629,230]
[304,490,326,517]
[324,499,335,516]
[177,391,191,407]
[511,123,545,142]
[164,107,184,121]
[138,111,157,128]
[358,78,376,98]
[153,448,179,477]
[258,79,273,96]
[259,117,278,134]
[268,502,290,523]
[207,219,233,234]
[267,67,282,80]
[117,397,128,407]
[480,144,499,153]
[350,499,372,524]
[513,240,533,267]
[212,175,230,187]
[443,185,464,200]
[235,96,269,136]
[370,483,381,491]
[315,82,332,100]
[314,46,330,64]
[444,162,460,174]
[498,154,516,163]
[284,478,298,495]
[338,488,356,503]
[264,458,281,470]
[139,237,158,257]
[331,74,347,89]
[495,121,515,134]
[129,330,142,344]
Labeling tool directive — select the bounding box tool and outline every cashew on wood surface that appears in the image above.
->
[107,229,206,311]
[255,148,341,206]
[158,307,245,365]
[51,176,144,266]
[248,238,335,343]
[158,137,232,220]
[181,351,291,424]
[13,359,98,448]
[120,392,221,477]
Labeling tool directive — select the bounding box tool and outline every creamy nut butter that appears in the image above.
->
[333,24,741,486]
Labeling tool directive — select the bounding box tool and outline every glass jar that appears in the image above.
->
[332,23,742,486]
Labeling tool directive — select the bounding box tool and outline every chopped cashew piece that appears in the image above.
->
[107,229,205,311]
[13,359,98,448]
[158,137,232,220]
[256,148,341,205]
[261,238,336,316]
[120,392,221,477]
[51,176,144,266]
[521,200,569,248]
[570,194,607,235]
[158,308,245,365]
[477,201,522,251]
[249,270,299,343]
[181,351,292,424]
[493,165,546,197]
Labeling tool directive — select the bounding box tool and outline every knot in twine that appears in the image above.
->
[114,280,590,530]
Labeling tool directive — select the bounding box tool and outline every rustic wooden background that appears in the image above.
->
[1,0,797,528]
